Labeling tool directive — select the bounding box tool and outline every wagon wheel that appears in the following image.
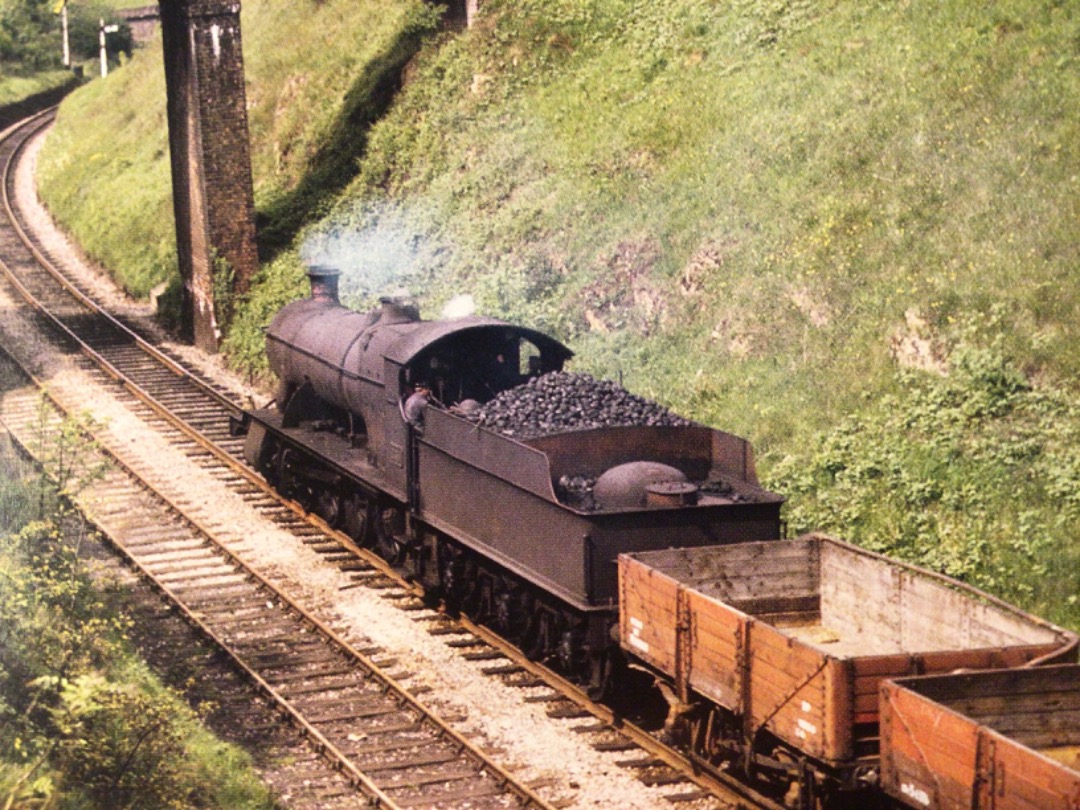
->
[750,743,804,807]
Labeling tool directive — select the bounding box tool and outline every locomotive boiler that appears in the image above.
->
[234,265,785,687]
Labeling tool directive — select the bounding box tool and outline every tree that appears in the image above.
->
[0,0,134,74]
[0,0,62,70]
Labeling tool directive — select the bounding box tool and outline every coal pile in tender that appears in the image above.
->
[471,372,692,439]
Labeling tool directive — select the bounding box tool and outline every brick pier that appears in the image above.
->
[159,0,258,352]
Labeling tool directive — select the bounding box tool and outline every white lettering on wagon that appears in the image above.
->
[795,702,817,738]
[900,782,931,807]
[627,617,650,654]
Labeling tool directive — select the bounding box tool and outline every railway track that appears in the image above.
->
[0,110,782,809]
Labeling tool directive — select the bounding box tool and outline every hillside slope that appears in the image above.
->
[35,0,1080,626]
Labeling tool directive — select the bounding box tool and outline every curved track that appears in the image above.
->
[0,110,782,810]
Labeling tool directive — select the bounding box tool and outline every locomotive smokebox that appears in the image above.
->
[306,264,341,304]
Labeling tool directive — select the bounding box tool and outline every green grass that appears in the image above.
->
[301,0,1079,442]
[36,54,174,297]
[0,70,72,105]
[33,0,1080,629]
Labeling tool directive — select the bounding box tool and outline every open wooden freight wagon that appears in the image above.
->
[618,533,1078,793]
[880,665,1080,810]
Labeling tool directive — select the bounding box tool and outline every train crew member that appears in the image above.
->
[404,383,432,428]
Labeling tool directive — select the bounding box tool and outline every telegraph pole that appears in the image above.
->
[99,19,120,77]
[61,1,69,66]
[52,0,69,66]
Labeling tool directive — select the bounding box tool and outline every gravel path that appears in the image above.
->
[2,125,727,810]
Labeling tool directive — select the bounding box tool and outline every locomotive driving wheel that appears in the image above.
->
[314,489,345,529]
[275,446,313,510]
[344,492,373,547]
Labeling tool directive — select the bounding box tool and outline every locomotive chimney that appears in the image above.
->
[306,264,341,304]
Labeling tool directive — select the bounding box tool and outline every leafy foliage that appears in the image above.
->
[0,0,130,73]
[52,675,189,809]
[0,0,62,71]
[0,418,275,809]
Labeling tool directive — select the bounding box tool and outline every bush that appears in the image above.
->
[0,421,275,810]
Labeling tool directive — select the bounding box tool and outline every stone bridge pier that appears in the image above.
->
[159,0,258,352]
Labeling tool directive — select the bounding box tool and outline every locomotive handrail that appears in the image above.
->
[266,330,383,386]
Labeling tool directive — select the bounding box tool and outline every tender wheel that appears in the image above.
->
[375,507,407,566]
[315,489,345,528]
[583,651,613,700]
[523,609,556,662]
[439,544,465,614]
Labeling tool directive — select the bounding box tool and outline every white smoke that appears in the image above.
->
[441,294,476,320]
[301,206,440,304]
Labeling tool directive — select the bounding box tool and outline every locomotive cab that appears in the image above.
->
[398,330,564,414]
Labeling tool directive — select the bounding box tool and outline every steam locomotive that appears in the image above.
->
[234,265,785,689]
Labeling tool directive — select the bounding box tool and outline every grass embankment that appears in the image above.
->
[0,425,276,809]
[35,0,1080,627]
[0,70,71,106]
